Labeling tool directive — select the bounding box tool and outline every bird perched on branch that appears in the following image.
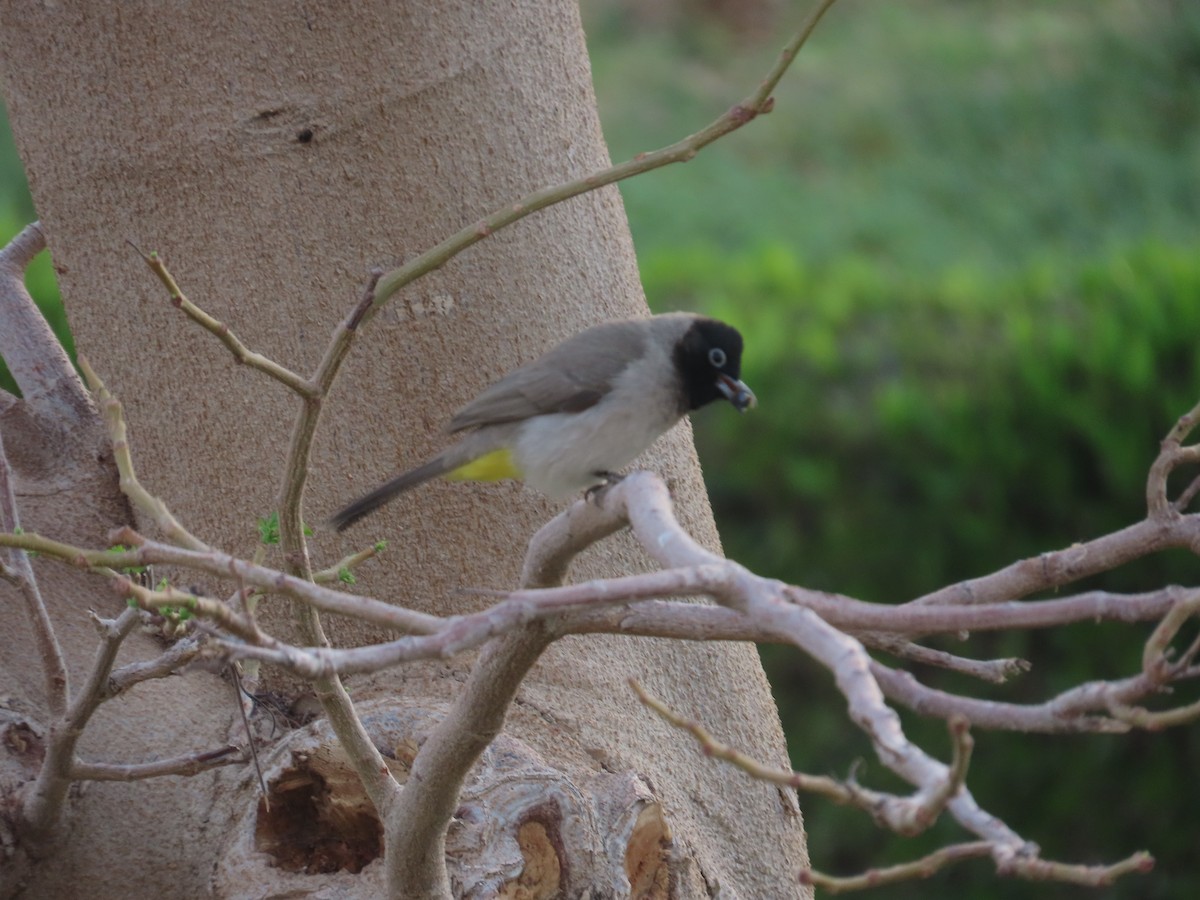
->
[328,312,756,531]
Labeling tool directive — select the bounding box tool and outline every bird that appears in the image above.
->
[328,312,756,531]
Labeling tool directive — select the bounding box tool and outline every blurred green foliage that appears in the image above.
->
[590,0,1200,277]
[3,0,1199,895]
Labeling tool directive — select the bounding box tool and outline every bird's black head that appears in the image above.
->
[674,318,757,412]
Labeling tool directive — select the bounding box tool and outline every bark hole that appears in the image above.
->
[254,756,382,875]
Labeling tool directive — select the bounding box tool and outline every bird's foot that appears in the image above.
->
[585,471,625,504]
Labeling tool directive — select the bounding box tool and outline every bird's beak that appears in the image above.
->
[716,374,757,411]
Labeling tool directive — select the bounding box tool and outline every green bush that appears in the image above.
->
[647,239,1200,898]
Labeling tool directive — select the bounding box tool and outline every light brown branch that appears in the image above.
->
[803,844,1152,894]
[383,494,578,895]
[78,358,209,552]
[1148,394,1200,517]
[312,541,385,585]
[801,842,995,894]
[362,0,843,326]
[864,634,1030,683]
[19,606,141,844]
[632,679,973,836]
[0,528,441,636]
[0,433,68,718]
[909,518,1200,608]
[0,222,86,408]
[871,662,1133,733]
[71,745,244,781]
[998,849,1154,886]
[134,246,316,398]
[270,264,397,817]
[106,636,204,697]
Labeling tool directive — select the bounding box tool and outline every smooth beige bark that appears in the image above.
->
[1,1,808,895]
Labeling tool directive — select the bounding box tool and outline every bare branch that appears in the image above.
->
[804,843,1148,894]
[633,679,973,835]
[801,842,995,894]
[518,493,629,588]
[385,625,553,897]
[384,467,611,894]
[871,662,1132,733]
[131,246,391,825]
[998,850,1154,887]
[0,431,69,717]
[77,263,392,830]
[0,528,441,635]
[1148,395,1200,517]
[133,246,317,398]
[67,606,144,727]
[72,745,244,781]
[863,634,1031,683]
[78,358,209,552]
[106,635,204,697]
[1172,472,1200,513]
[117,530,440,632]
[19,606,140,843]
[0,222,86,409]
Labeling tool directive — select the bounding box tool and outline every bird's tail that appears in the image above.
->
[327,458,450,532]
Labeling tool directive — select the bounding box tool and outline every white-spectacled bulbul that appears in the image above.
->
[329,312,755,531]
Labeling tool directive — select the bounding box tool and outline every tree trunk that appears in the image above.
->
[0,1,808,895]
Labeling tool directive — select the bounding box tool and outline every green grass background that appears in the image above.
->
[3,1,1198,896]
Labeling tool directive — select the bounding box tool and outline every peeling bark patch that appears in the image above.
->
[504,820,562,899]
[1,720,44,766]
[626,802,672,899]
[499,802,566,899]
[254,758,382,874]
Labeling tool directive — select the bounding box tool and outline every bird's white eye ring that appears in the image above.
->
[708,347,727,368]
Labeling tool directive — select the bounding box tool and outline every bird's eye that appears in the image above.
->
[708,347,727,368]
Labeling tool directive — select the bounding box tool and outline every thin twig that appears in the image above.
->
[231,666,268,806]
[78,357,209,552]
[106,635,204,697]
[363,0,843,325]
[0,528,441,635]
[132,244,317,398]
[998,849,1153,886]
[800,842,995,894]
[863,634,1031,683]
[1148,395,1200,517]
[71,745,244,781]
[1,438,68,717]
[119,576,268,646]
[871,661,1134,733]
[312,541,385,585]
[909,518,1200,608]
[632,679,972,836]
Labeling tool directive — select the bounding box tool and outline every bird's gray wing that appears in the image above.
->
[446,319,650,433]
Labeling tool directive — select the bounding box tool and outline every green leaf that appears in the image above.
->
[258,512,280,545]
